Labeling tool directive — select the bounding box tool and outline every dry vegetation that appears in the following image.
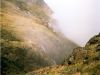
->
[27,33,100,75]
[1,0,77,75]
[2,0,99,75]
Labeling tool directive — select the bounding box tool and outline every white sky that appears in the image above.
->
[44,0,100,46]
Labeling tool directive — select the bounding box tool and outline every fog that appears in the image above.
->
[44,0,100,46]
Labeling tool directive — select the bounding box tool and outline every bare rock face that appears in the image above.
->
[64,33,100,65]
[1,0,77,74]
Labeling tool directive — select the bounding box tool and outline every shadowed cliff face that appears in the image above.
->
[1,0,77,74]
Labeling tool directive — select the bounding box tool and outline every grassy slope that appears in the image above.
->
[1,0,77,75]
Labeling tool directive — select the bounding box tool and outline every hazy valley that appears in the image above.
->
[1,0,100,75]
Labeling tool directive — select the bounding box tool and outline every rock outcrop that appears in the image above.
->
[62,33,100,75]
[65,33,100,65]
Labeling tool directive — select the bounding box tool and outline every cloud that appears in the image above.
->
[45,0,100,46]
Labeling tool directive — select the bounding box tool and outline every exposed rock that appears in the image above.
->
[64,33,100,65]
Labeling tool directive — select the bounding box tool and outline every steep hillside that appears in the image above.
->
[1,0,77,74]
[28,33,100,75]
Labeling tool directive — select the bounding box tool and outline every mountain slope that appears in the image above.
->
[29,33,100,75]
[1,0,77,74]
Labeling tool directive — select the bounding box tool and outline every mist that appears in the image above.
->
[44,0,100,46]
